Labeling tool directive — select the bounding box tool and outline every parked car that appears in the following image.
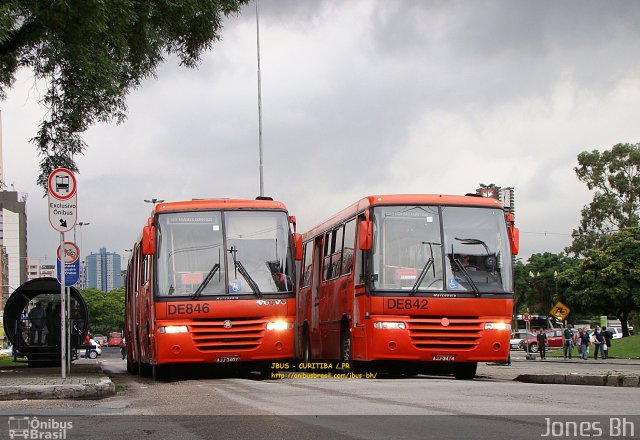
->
[518,329,565,353]
[108,332,123,347]
[93,334,107,346]
[606,328,623,339]
[510,331,534,349]
[82,339,102,359]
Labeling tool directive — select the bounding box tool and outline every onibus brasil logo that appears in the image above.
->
[8,417,73,439]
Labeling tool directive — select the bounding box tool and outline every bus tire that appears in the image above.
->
[453,362,477,380]
[302,330,311,364]
[152,364,170,381]
[339,324,352,373]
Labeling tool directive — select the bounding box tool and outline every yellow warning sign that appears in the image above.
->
[550,301,570,321]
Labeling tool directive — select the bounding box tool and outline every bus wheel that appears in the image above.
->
[339,326,352,373]
[453,362,477,380]
[152,364,170,381]
[302,331,311,364]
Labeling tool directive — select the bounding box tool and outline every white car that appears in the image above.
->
[606,328,623,339]
[82,338,102,359]
[510,331,534,349]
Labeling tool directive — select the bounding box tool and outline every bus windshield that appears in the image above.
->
[156,210,294,297]
[371,205,512,294]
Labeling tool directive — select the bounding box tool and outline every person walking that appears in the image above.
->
[536,327,547,360]
[119,338,127,360]
[593,326,606,360]
[563,325,574,359]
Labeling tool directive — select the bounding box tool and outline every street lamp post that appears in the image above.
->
[74,222,90,289]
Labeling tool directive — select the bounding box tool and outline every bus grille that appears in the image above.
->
[190,318,266,351]
[408,316,481,350]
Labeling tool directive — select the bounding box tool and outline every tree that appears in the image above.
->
[81,287,125,335]
[558,227,640,336]
[519,252,577,316]
[0,0,249,189]
[568,142,640,255]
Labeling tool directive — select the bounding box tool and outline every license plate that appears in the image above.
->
[216,355,240,363]
[432,355,455,361]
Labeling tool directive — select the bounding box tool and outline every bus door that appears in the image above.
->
[310,236,322,356]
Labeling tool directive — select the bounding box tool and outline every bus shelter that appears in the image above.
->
[2,277,88,365]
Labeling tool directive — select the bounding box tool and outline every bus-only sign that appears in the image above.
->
[48,168,77,232]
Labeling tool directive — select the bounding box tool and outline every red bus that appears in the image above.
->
[125,198,301,380]
[108,331,123,347]
[297,194,519,379]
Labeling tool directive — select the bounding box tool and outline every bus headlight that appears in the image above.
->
[484,322,511,330]
[266,320,292,331]
[158,325,188,334]
[374,322,406,329]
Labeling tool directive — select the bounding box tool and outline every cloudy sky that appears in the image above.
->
[2,0,640,268]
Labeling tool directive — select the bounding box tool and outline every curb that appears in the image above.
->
[0,377,115,401]
[515,374,640,387]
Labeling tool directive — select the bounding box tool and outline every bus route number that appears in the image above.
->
[167,303,210,315]
[386,298,428,310]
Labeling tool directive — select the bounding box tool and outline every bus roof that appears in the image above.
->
[152,198,288,215]
[303,194,504,239]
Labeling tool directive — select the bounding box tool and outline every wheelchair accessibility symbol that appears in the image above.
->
[448,279,459,289]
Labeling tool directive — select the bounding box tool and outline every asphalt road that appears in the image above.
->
[2,347,639,440]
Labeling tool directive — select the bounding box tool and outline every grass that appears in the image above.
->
[546,335,640,359]
[0,356,27,368]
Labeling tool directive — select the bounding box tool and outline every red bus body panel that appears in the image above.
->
[125,198,296,372]
[298,194,513,366]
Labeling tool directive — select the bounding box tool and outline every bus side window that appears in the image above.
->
[341,219,356,276]
[302,241,312,288]
[322,232,332,281]
[331,226,343,279]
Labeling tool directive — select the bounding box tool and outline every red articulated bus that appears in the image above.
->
[125,198,301,380]
[296,194,519,379]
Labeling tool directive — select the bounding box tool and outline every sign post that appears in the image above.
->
[48,168,78,379]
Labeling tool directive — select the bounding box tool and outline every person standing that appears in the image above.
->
[28,301,47,345]
[603,327,613,360]
[593,326,606,360]
[536,328,547,360]
[563,325,574,359]
[578,328,590,360]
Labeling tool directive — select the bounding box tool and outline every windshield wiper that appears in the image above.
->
[410,258,434,296]
[228,246,262,298]
[453,258,480,297]
[192,264,220,300]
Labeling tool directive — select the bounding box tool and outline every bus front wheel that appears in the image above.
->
[453,362,477,380]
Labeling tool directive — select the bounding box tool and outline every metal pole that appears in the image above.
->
[66,286,71,373]
[60,232,66,378]
[256,0,264,197]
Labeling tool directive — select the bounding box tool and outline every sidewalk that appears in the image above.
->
[0,358,115,400]
[478,356,640,387]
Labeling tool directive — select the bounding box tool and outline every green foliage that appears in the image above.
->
[0,0,250,189]
[569,142,640,255]
[515,252,578,316]
[558,227,640,336]
[81,287,125,335]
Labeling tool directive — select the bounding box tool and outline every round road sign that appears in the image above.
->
[48,168,77,200]
[57,242,80,264]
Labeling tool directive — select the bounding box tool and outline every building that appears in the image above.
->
[86,247,122,292]
[0,191,28,292]
[27,259,55,280]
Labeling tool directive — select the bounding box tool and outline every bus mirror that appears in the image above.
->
[142,225,155,255]
[508,226,520,256]
[289,215,297,233]
[293,233,303,261]
[359,220,372,250]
